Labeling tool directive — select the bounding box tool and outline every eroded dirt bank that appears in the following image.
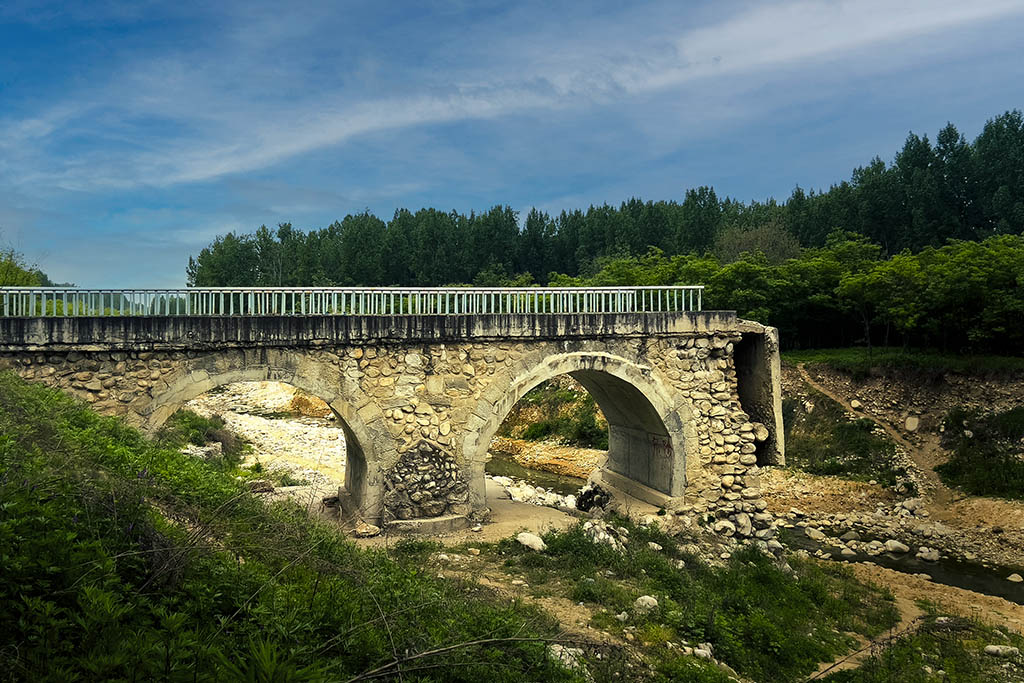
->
[770,363,1024,572]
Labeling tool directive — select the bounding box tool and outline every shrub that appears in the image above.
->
[499,380,609,449]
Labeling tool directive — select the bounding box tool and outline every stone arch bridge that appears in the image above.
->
[0,286,783,537]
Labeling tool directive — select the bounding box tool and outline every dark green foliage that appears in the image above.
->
[553,234,1024,354]
[785,348,1024,379]
[782,390,908,488]
[495,516,898,682]
[824,613,1024,682]
[0,372,580,682]
[936,406,1024,500]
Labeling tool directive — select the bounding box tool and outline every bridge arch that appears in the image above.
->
[143,353,382,519]
[464,352,696,509]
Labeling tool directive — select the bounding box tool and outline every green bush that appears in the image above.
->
[156,408,248,468]
[503,381,609,449]
[936,406,1024,499]
[783,389,909,488]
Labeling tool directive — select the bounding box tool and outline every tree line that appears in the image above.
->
[183,109,1023,353]
[188,110,1024,288]
[552,234,1024,354]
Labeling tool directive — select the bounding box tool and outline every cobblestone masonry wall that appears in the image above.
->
[0,327,781,538]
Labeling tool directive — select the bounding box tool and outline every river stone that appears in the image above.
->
[1008,573,1023,583]
[984,645,1020,657]
[905,416,920,432]
[849,399,862,410]
[634,595,658,613]
[805,527,826,542]
[884,539,910,553]
[353,522,381,538]
[517,532,547,552]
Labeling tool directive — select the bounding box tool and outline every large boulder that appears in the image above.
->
[517,532,547,552]
[634,595,658,613]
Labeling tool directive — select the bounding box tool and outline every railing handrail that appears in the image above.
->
[0,285,702,292]
[0,285,705,317]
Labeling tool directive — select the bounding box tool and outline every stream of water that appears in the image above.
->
[485,451,587,496]
[784,529,1024,605]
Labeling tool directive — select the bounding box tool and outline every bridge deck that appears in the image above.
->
[0,311,738,351]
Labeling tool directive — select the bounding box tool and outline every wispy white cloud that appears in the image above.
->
[3,0,1021,196]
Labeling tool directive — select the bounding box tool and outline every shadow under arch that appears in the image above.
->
[464,352,693,509]
[144,365,378,519]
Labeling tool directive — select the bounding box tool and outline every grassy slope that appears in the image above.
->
[486,519,899,683]
[783,348,1024,379]
[782,388,909,489]
[0,372,575,682]
[784,347,1024,499]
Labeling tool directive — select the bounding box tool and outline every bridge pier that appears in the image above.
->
[0,310,782,539]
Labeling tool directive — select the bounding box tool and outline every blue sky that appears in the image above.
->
[1,0,1023,287]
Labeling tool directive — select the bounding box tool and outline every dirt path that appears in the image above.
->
[793,364,1024,546]
[811,590,925,678]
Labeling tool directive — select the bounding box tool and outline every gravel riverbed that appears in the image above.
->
[185,382,347,496]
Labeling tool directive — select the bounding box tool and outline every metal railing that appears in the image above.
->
[0,286,703,317]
